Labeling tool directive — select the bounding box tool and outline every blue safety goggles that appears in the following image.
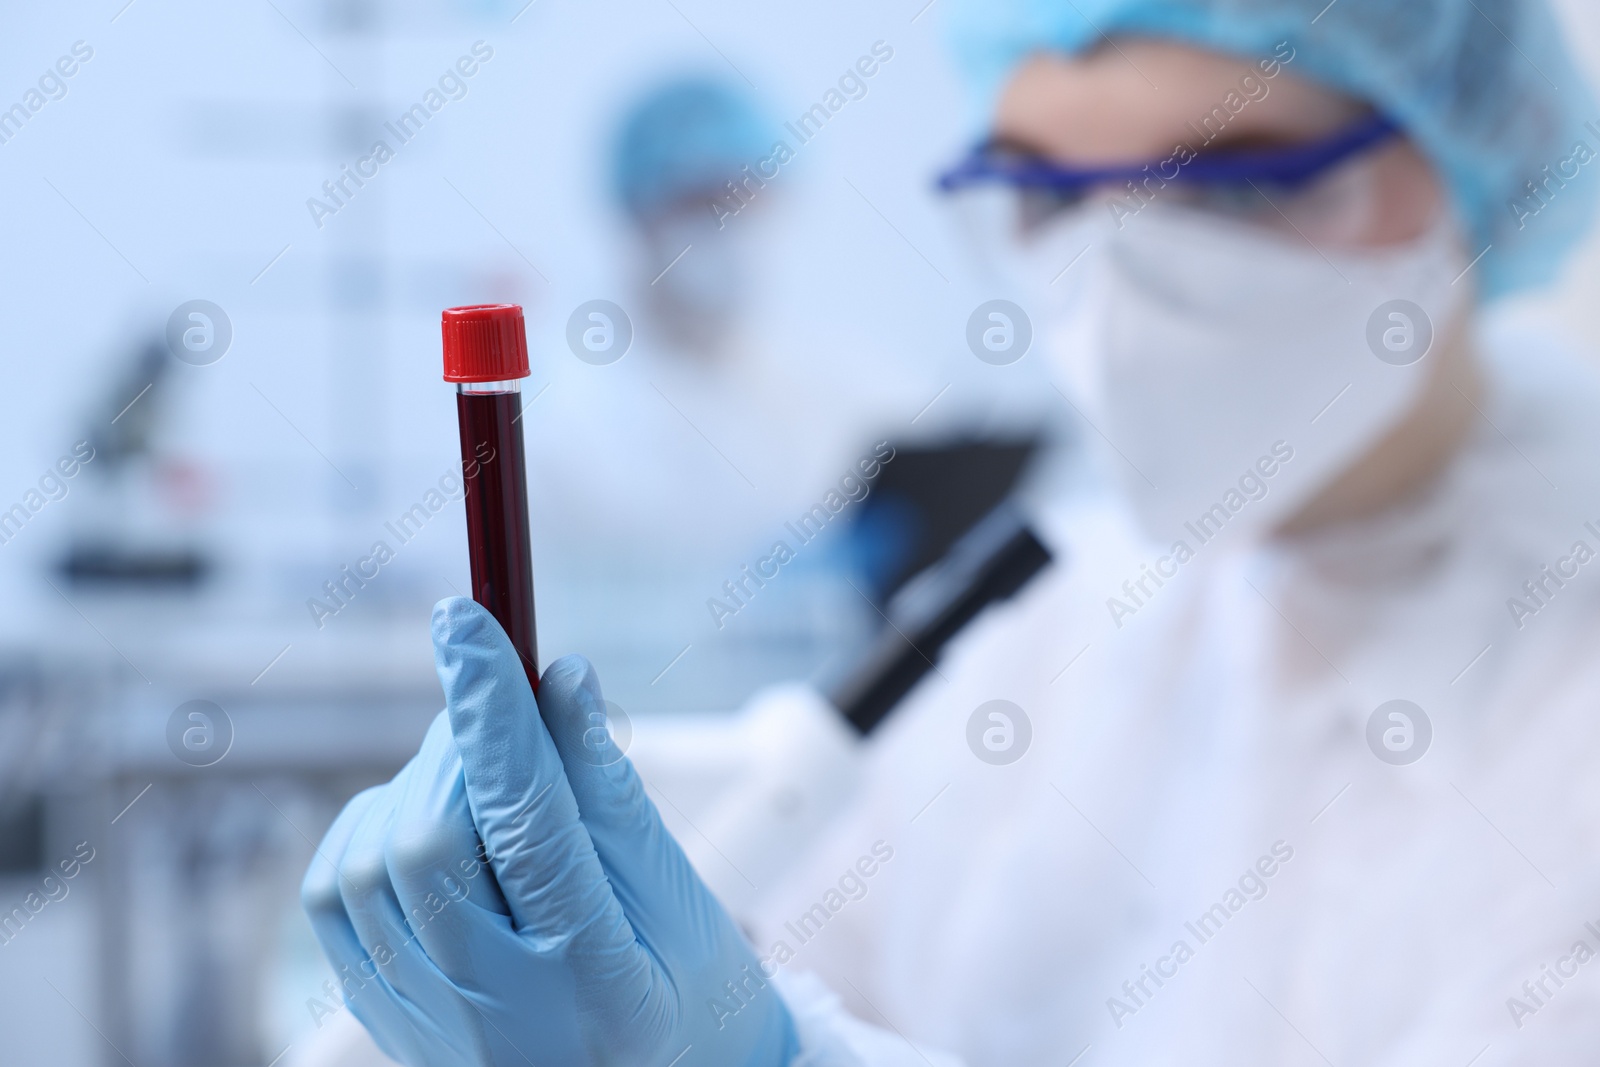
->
[937,112,1402,199]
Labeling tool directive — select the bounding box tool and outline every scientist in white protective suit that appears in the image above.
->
[297,0,1600,1064]
[524,74,909,712]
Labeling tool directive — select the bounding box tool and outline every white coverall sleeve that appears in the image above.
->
[779,972,966,1067]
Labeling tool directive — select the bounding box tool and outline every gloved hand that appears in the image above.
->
[302,597,799,1067]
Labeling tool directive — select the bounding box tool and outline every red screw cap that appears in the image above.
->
[442,304,530,382]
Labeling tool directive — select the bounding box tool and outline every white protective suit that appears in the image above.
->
[292,322,1600,1067]
[747,319,1600,1065]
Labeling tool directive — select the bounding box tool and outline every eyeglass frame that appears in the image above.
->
[936,112,1403,199]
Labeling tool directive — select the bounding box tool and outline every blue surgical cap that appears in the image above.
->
[946,0,1598,298]
[611,77,771,221]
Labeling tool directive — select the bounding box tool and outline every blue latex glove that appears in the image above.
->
[302,597,799,1067]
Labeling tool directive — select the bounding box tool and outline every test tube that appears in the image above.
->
[441,304,539,691]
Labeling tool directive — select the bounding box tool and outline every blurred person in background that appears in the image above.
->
[613,77,764,360]
[520,75,905,709]
[299,0,1600,1064]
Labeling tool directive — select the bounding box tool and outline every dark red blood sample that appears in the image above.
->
[443,303,538,693]
[457,389,538,691]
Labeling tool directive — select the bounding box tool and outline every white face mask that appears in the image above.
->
[642,211,747,354]
[1031,202,1470,545]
